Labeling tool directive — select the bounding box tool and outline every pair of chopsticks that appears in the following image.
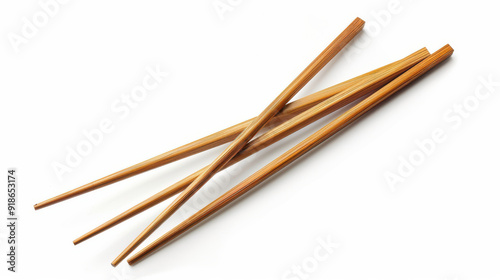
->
[73,47,429,246]
[34,17,453,266]
[33,18,365,211]
[128,44,454,265]
[111,17,367,266]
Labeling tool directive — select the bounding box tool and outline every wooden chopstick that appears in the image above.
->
[73,48,430,245]
[34,21,399,211]
[126,45,454,266]
[34,55,399,211]
[111,17,365,266]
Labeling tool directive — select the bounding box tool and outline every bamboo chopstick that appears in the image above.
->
[126,44,454,266]
[34,56,399,211]
[111,17,365,266]
[34,21,402,211]
[73,48,430,245]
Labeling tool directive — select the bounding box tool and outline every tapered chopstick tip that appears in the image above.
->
[111,255,125,267]
[33,200,50,210]
[127,254,142,266]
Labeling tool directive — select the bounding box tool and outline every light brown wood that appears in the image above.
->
[111,17,366,266]
[73,48,430,245]
[34,57,396,211]
[126,45,454,266]
[33,20,408,211]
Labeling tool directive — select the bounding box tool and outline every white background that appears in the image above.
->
[1,0,500,279]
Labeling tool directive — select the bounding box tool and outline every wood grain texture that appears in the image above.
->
[73,48,430,245]
[33,20,396,210]
[127,45,454,266]
[111,17,366,266]
[34,56,393,210]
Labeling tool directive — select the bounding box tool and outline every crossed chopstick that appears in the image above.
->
[34,17,453,266]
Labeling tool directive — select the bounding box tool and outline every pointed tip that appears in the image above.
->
[111,256,123,267]
[73,234,87,245]
[34,201,49,210]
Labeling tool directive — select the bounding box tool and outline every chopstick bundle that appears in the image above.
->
[34,62,383,210]
[73,48,429,245]
[113,17,366,266]
[34,14,455,270]
[34,19,371,211]
[126,44,454,265]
